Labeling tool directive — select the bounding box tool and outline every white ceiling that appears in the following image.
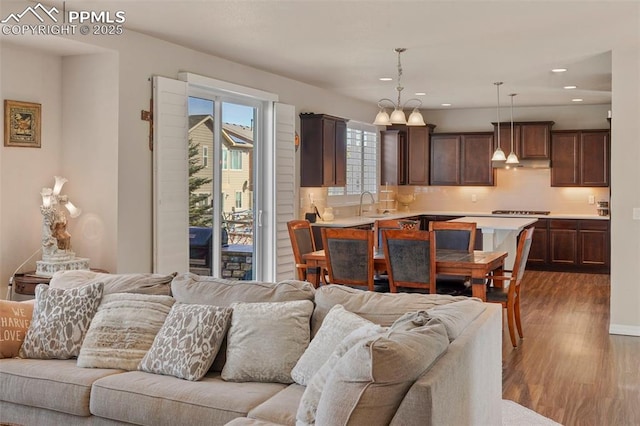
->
[9,1,640,109]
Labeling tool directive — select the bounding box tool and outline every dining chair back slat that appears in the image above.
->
[321,228,374,291]
[429,221,477,252]
[287,220,321,284]
[381,229,436,294]
[373,219,403,250]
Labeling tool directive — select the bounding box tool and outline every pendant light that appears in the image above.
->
[506,93,519,164]
[491,82,507,161]
[373,48,426,127]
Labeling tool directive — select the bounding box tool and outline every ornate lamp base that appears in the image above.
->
[36,257,90,277]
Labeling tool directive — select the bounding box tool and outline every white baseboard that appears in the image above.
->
[609,324,640,336]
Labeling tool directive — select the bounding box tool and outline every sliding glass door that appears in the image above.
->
[188,95,260,280]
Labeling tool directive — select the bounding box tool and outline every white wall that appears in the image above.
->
[0,45,64,297]
[61,53,119,273]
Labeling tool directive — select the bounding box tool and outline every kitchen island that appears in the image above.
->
[449,216,537,270]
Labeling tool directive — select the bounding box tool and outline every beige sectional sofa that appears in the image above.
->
[0,271,503,426]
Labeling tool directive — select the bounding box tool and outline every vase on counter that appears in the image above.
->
[323,207,335,222]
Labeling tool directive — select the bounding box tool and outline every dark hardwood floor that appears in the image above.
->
[501,271,640,425]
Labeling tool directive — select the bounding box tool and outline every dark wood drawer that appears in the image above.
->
[549,219,578,229]
[579,220,609,231]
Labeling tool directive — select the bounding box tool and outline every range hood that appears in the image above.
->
[492,159,551,169]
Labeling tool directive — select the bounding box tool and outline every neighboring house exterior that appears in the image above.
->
[188,115,254,215]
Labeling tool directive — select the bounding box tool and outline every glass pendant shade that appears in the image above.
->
[407,108,426,126]
[506,151,519,164]
[389,108,407,124]
[373,109,391,126]
[41,188,53,207]
[491,147,507,161]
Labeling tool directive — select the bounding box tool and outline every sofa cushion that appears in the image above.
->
[0,300,34,358]
[49,270,175,295]
[315,322,449,426]
[427,299,487,341]
[291,304,372,386]
[311,285,469,334]
[222,300,314,384]
[0,358,123,416]
[247,384,304,426]
[296,323,385,425]
[171,273,315,306]
[20,282,104,360]
[77,293,174,370]
[226,419,284,426]
[296,311,436,426]
[90,370,287,425]
[139,303,232,381]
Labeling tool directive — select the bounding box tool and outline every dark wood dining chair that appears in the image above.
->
[287,219,326,286]
[373,219,403,250]
[321,227,375,291]
[429,221,477,295]
[485,226,534,347]
[381,229,436,294]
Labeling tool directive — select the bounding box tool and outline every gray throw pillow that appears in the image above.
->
[139,303,232,381]
[291,304,372,386]
[19,282,104,360]
[222,300,314,384]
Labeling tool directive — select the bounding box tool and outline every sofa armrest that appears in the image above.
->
[390,303,502,426]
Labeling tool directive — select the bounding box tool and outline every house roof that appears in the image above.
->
[189,114,254,150]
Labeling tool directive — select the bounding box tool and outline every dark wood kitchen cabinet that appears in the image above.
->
[492,121,554,160]
[381,124,435,186]
[551,129,610,187]
[299,113,347,187]
[528,219,609,273]
[430,132,495,186]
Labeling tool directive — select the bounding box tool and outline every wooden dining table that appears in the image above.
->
[302,248,508,301]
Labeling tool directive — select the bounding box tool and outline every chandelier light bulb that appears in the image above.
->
[52,176,68,195]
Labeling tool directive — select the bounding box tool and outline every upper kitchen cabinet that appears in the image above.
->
[492,121,554,159]
[299,113,347,187]
[381,124,435,186]
[430,132,495,186]
[550,129,610,187]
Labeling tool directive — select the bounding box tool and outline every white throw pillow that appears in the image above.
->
[291,304,372,386]
[77,293,174,370]
[222,300,314,384]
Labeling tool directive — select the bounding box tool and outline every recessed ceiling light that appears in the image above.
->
[552,68,567,73]
[379,77,393,81]
[564,85,577,89]
[572,98,583,102]
[414,92,426,96]
[441,103,452,107]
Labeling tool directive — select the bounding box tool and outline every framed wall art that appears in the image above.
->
[4,100,41,148]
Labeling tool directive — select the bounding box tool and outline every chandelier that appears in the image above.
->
[373,48,426,126]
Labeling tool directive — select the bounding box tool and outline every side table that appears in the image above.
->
[12,269,109,296]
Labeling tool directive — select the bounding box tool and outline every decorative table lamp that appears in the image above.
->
[35,176,90,276]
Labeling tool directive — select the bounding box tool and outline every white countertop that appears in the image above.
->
[311,210,608,228]
[450,216,538,231]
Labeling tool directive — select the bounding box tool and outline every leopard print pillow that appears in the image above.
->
[19,282,104,359]
[138,303,232,381]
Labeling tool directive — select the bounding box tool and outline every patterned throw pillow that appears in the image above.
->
[0,300,34,358]
[19,282,104,360]
[139,303,232,381]
[291,304,373,386]
[222,300,314,384]
[77,293,174,370]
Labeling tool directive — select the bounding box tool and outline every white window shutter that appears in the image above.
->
[152,76,189,274]
[274,102,296,281]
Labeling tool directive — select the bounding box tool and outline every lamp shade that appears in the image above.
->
[52,176,68,195]
[64,201,82,218]
[491,147,507,162]
[41,188,53,207]
[389,108,407,124]
[373,109,391,126]
[407,108,426,126]
[506,151,520,164]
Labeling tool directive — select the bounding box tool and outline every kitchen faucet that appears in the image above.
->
[358,191,375,216]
